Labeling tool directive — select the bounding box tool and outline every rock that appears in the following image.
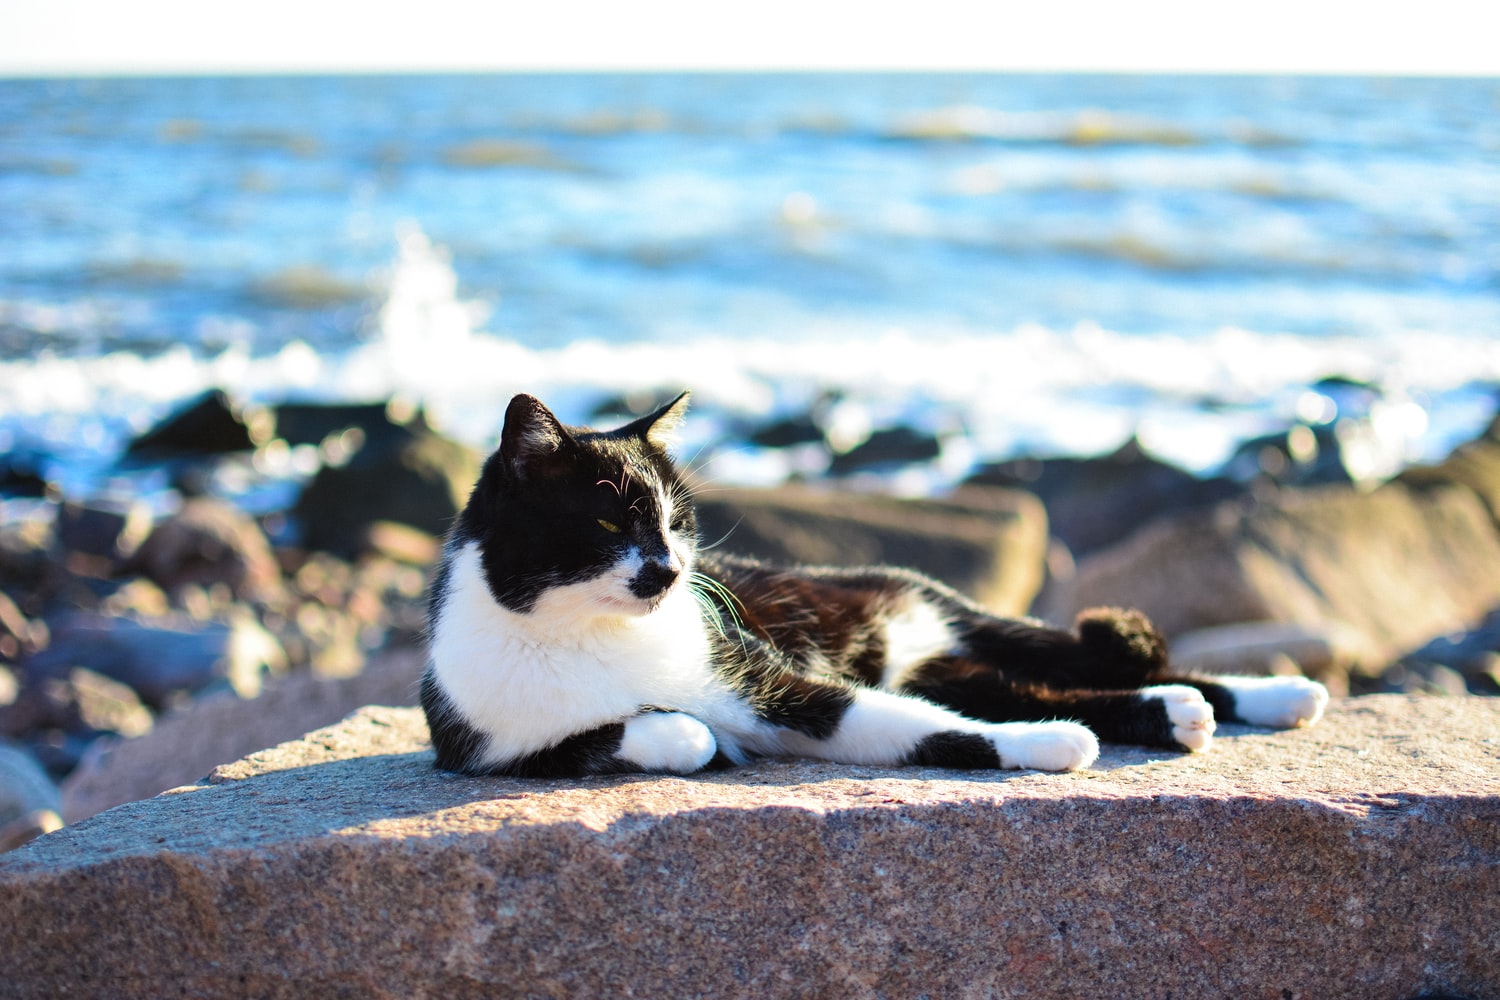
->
[293,417,479,558]
[695,483,1049,615]
[827,424,942,475]
[58,645,423,822]
[1223,423,1351,487]
[4,696,1499,998]
[270,400,405,449]
[53,499,154,564]
[1048,481,1500,669]
[0,589,45,662]
[1401,409,1500,526]
[0,449,50,497]
[1168,620,1382,695]
[1397,606,1500,694]
[22,612,286,709]
[968,437,1243,558]
[127,497,285,606]
[0,516,59,594]
[0,741,61,852]
[124,388,273,459]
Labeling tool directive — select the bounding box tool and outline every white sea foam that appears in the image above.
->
[2,232,1496,498]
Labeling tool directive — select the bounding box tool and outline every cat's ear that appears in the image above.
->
[500,394,572,478]
[623,390,690,451]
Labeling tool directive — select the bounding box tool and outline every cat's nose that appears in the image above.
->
[630,556,681,599]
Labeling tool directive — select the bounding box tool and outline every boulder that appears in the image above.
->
[2,696,1498,998]
[1047,481,1500,670]
[1167,620,1382,695]
[0,741,61,852]
[968,438,1243,558]
[293,416,479,558]
[695,483,1049,615]
[21,612,286,709]
[1401,410,1500,526]
[53,499,154,564]
[127,497,285,606]
[123,389,272,459]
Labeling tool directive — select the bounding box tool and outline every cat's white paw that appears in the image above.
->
[988,721,1100,772]
[1221,676,1330,728]
[618,711,717,773]
[1142,684,1217,752]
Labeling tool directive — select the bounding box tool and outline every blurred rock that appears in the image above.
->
[747,414,824,449]
[1401,410,1500,526]
[53,499,153,565]
[58,645,423,822]
[1223,423,1352,487]
[1168,620,1381,695]
[0,450,50,498]
[128,497,285,606]
[294,416,478,558]
[0,517,58,595]
[827,425,941,475]
[1398,606,1500,695]
[696,484,1048,615]
[271,400,406,449]
[1049,481,1500,671]
[362,521,441,567]
[22,612,286,709]
[0,590,44,663]
[968,438,1243,558]
[124,388,272,459]
[0,742,61,852]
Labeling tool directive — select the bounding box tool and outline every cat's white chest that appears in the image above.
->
[429,542,720,765]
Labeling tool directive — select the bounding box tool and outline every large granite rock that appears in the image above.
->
[1047,481,1500,674]
[696,484,1049,615]
[2,696,1497,999]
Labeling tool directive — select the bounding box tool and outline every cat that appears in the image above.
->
[421,391,1328,778]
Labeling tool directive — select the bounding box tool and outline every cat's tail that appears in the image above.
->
[1074,606,1169,685]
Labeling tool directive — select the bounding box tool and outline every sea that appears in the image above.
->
[2,73,1498,502]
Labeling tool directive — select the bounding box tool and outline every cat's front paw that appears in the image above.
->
[1222,676,1329,728]
[618,711,717,774]
[1142,684,1217,752]
[988,721,1099,772]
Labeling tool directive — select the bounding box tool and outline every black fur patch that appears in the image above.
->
[749,675,856,739]
[907,731,1001,769]
[420,669,491,774]
[498,723,629,778]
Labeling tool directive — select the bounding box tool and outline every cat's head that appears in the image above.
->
[456,391,697,619]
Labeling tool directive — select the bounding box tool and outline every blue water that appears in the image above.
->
[2,73,1499,490]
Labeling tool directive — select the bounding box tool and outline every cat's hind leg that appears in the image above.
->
[900,665,1217,752]
[757,680,1100,772]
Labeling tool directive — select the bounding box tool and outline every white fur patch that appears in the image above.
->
[1217,675,1330,728]
[428,542,753,769]
[987,721,1100,771]
[879,599,956,690]
[618,712,717,773]
[1141,684,1217,752]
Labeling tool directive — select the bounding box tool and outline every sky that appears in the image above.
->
[3,0,1499,76]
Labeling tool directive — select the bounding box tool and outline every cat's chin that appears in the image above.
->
[598,591,670,617]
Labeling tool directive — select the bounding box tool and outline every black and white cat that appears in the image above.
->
[421,392,1328,778]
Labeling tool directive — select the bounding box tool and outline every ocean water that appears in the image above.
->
[2,73,1498,496]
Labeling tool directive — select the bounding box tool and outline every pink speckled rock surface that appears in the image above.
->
[2,695,1498,999]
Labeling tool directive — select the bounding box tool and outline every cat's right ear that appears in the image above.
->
[500,394,572,479]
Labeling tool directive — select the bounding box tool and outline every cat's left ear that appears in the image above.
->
[500,393,574,479]
[624,390,690,451]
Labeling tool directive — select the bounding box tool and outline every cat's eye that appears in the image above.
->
[597,519,622,534]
